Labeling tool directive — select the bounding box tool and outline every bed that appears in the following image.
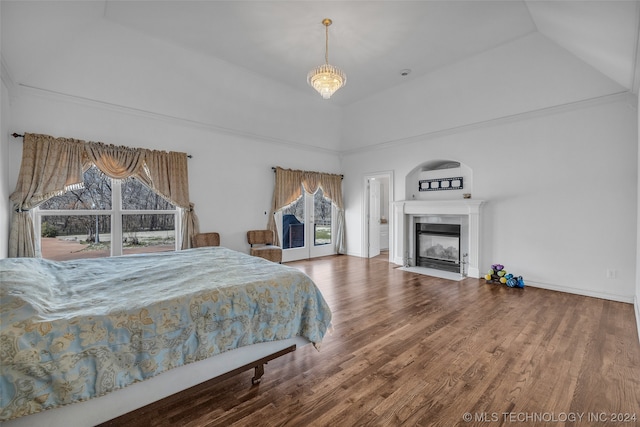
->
[0,247,332,426]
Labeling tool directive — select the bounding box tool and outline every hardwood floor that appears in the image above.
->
[103,254,640,426]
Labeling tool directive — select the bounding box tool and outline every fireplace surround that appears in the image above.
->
[392,200,484,278]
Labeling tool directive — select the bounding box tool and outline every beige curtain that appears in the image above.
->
[317,173,345,254]
[85,141,147,181]
[143,149,197,249]
[8,133,198,257]
[9,134,85,257]
[183,203,199,251]
[85,142,197,249]
[268,166,345,254]
[302,171,321,194]
[268,167,302,241]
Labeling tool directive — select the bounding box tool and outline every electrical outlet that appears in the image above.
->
[606,269,618,279]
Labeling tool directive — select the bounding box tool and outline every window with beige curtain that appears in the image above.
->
[8,133,199,258]
[268,166,345,254]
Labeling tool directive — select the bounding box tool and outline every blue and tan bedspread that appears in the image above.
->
[0,247,332,421]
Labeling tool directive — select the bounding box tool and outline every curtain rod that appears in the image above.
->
[272,166,343,179]
[11,133,193,158]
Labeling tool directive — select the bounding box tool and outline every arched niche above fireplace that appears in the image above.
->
[405,159,473,201]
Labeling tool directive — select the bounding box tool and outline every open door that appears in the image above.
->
[363,172,393,260]
[368,178,381,258]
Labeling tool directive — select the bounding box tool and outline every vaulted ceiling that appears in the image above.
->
[2,1,639,107]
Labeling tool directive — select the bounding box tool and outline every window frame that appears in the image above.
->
[35,177,181,258]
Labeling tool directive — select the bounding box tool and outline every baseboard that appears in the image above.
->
[525,280,634,304]
[385,258,635,304]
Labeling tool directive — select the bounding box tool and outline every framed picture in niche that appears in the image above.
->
[419,177,463,192]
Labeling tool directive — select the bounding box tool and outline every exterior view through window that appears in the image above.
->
[281,187,332,249]
[38,166,178,260]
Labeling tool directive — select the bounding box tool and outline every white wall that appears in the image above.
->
[7,91,341,254]
[0,62,10,258]
[340,30,636,303]
[341,33,625,152]
[2,11,344,153]
[0,2,9,258]
[0,80,9,259]
[342,96,637,302]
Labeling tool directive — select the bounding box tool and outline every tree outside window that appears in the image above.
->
[38,166,177,260]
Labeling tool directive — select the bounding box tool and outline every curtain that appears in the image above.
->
[8,133,199,257]
[143,149,197,249]
[268,167,345,254]
[302,171,321,194]
[317,173,346,255]
[85,141,147,181]
[9,134,85,257]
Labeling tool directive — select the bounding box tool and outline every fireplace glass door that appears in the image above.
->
[415,223,461,273]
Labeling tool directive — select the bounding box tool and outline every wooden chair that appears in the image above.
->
[247,229,282,263]
[191,232,220,248]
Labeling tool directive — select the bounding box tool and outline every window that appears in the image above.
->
[37,166,178,260]
[313,188,332,246]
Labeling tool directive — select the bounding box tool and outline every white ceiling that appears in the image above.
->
[2,1,639,106]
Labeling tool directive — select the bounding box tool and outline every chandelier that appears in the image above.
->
[307,18,347,99]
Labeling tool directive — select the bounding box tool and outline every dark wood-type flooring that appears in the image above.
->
[102,254,640,426]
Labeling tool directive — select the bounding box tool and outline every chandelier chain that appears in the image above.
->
[325,23,329,65]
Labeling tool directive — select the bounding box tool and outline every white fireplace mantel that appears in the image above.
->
[391,199,485,278]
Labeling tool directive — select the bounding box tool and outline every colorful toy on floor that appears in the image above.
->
[486,264,525,289]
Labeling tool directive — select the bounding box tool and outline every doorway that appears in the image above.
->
[278,187,336,262]
[363,171,393,259]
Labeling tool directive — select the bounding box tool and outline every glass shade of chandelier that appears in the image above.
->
[307,18,346,99]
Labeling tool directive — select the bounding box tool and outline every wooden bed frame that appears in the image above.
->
[1,336,309,427]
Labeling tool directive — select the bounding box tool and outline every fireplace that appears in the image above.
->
[416,223,461,273]
[392,200,484,278]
